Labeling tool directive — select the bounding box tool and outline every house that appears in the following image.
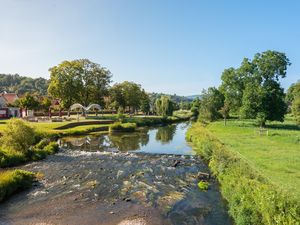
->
[0,92,21,118]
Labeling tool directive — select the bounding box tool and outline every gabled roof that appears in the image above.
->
[0,93,19,104]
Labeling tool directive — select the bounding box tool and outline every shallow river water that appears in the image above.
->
[0,122,232,225]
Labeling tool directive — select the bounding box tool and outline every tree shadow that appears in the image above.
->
[267,123,300,131]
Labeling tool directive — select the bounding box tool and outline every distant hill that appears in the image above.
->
[0,74,49,95]
[149,92,199,103]
[185,95,201,100]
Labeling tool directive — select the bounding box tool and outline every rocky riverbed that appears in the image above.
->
[0,149,231,225]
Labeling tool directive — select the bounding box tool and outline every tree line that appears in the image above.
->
[3,59,190,117]
[0,74,48,95]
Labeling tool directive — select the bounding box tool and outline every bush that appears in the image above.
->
[0,149,27,167]
[0,139,59,167]
[0,169,35,202]
[109,122,136,132]
[1,119,36,153]
[31,141,59,161]
[186,123,300,225]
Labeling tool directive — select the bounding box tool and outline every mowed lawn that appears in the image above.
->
[207,118,300,199]
[0,119,110,135]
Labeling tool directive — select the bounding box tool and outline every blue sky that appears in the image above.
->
[0,0,299,95]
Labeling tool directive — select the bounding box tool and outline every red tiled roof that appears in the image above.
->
[0,93,19,104]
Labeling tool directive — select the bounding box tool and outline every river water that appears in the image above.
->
[0,122,232,225]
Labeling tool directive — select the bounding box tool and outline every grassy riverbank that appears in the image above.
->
[0,170,35,202]
[187,121,300,225]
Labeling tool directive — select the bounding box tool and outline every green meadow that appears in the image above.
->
[207,118,300,199]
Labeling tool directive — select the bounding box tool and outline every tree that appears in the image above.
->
[48,59,111,109]
[0,74,48,95]
[140,90,150,114]
[191,97,200,118]
[155,96,174,117]
[16,93,39,116]
[292,96,300,125]
[109,81,145,113]
[0,119,35,153]
[220,50,290,122]
[219,101,230,125]
[198,87,224,122]
[286,81,300,112]
[40,97,52,113]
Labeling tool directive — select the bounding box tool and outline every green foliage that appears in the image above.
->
[48,59,112,108]
[198,87,224,122]
[155,125,176,143]
[0,74,48,95]
[0,169,35,202]
[172,110,193,119]
[187,123,300,225]
[16,92,39,111]
[155,95,175,117]
[256,112,267,127]
[110,81,147,112]
[117,107,126,122]
[1,119,36,153]
[109,122,136,132]
[0,149,27,167]
[140,90,151,114]
[220,50,290,122]
[197,181,209,191]
[292,95,300,125]
[190,97,200,118]
[31,141,59,160]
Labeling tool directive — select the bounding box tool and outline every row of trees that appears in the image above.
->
[8,59,180,116]
[195,50,299,125]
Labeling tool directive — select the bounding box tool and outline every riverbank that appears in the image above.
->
[186,121,300,224]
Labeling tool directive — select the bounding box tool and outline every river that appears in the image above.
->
[0,122,232,225]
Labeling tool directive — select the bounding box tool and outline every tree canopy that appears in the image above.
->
[48,59,112,109]
[220,50,290,123]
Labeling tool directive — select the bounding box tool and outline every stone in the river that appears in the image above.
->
[117,170,124,178]
[197,172,210,181]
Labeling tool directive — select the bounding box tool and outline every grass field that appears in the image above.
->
[207,118,300,199]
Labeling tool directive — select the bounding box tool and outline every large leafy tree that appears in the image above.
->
[110,81,146,113]
[198,87,224,122]
[155,96,174,117]
[48,59,111,109]
[220,50,290,122]
[16,93,39,116]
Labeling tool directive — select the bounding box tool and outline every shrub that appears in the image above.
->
[109,122,136,132]
[31,141,59,161]
[0,149,27,167]
[0,169,35,202]
[1,119,36,153]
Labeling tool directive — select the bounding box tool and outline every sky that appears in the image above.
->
[0,0,299,95]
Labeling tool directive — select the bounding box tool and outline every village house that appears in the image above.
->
[0,92,21,118]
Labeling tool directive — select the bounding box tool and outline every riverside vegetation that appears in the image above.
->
[187,121,300,225]
[0,119,59,202]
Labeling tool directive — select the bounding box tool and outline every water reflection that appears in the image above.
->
[60,122,194,155]
[155,124,177,144]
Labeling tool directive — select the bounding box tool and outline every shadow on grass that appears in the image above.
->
[267,123,300,131]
